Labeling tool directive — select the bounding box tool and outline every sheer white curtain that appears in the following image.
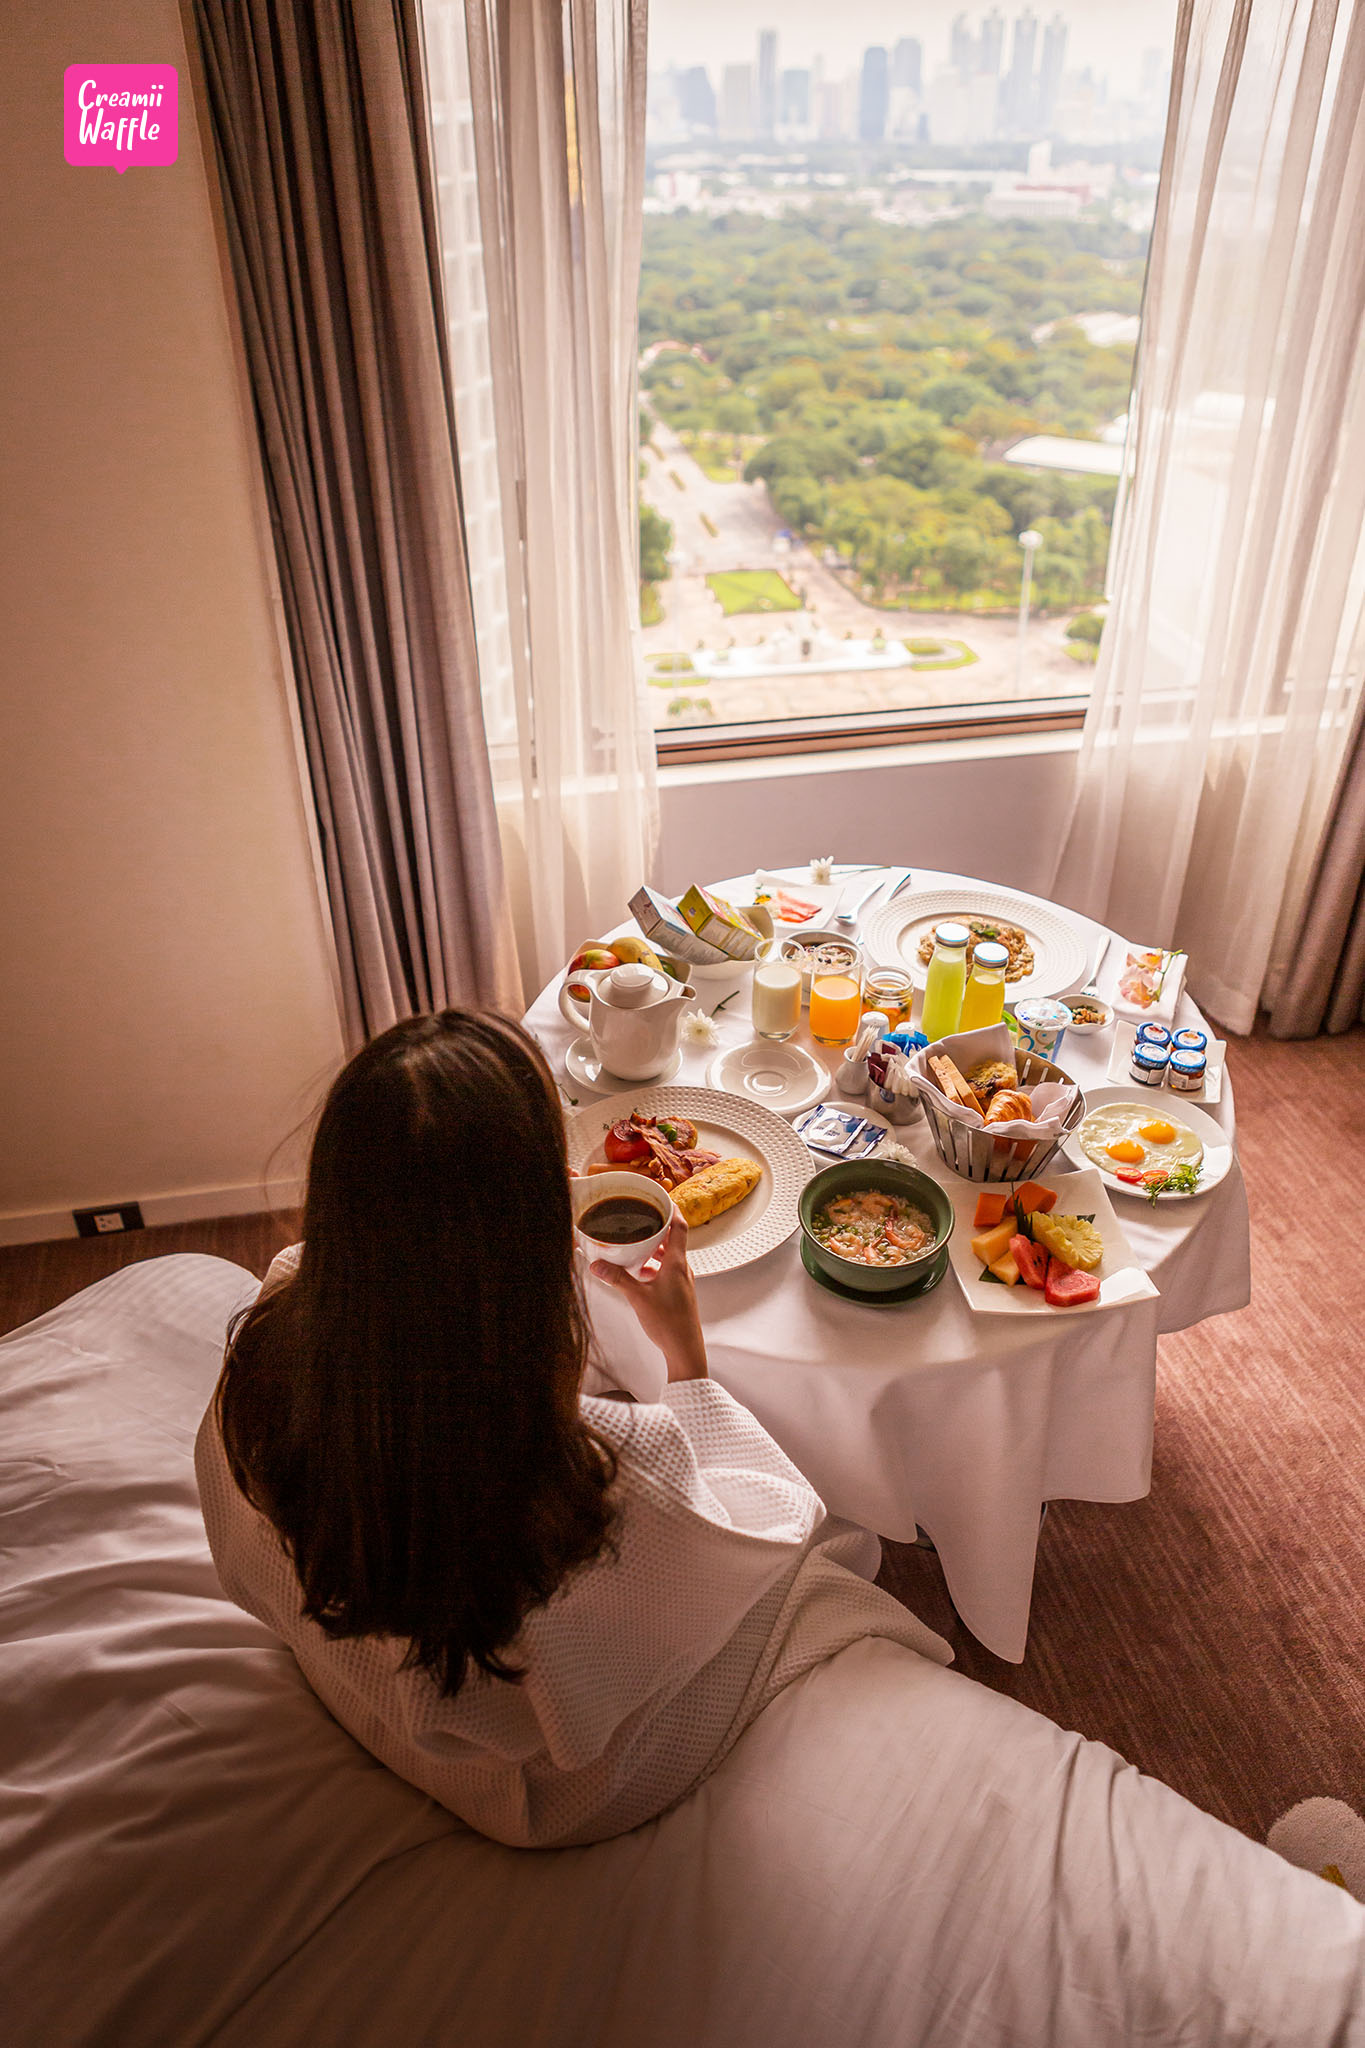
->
[422,0,657,992]
[1052,0,1365,1034]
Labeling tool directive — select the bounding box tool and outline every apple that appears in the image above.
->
[568,945,620,973]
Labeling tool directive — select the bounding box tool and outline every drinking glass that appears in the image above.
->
[751,960,802,1041]
[809,943,863,1048]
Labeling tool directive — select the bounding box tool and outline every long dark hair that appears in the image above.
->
[218,1010,617,1697]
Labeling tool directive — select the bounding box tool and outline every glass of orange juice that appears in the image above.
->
[809,943,863,1048]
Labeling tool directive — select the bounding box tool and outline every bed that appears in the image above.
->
[1,1254,1361,2048]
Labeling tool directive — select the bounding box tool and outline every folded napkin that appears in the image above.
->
[911,1023,1080,1140]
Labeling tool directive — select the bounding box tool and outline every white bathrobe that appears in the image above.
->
[196,1252,950,1848]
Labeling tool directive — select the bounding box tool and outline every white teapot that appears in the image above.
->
[558,962,697,1081]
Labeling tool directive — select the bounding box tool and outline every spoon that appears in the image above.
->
[835,871,895,929]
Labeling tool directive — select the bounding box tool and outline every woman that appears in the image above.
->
[197,1011,948,1848]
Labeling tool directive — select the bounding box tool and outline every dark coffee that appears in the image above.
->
[579,1195,664,1245]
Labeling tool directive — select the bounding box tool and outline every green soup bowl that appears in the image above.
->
[798,1159,954,1297]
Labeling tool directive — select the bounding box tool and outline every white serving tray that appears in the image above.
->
[943,1166,1159,1317]
[1105,1022,1225,1104]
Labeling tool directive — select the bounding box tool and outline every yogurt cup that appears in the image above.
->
[1012,997,1072,1064]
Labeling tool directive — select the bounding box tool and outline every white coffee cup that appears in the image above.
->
[571,1171,673,1270]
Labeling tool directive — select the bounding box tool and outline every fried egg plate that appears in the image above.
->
[1078,1101,1204,1175]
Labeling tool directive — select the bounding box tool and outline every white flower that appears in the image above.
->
[878,1141,919,1168]
[809,855,834,884]
[680,1008,720,1048]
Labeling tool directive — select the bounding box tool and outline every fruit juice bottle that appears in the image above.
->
[919,922,970,1043]
[958,940,1009,1033]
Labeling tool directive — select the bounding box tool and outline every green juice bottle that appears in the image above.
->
[920,922,971,1043]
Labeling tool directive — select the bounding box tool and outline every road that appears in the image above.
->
[640,425,1090,727]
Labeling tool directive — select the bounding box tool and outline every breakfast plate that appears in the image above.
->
[862,886,1090,1003]
[706,1039,830,1118]
[565,1085,814,1277]
[1062,1085,1233,1201]
[943,1166,1159,1317]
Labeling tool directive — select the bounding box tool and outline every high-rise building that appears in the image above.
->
[950,13,976,80]
[858,45,890,141]
[1003,8,1039,130]
[757,29,778,137]
[978,8,1006,76]
[720,62,754,138]
[779,67,811,129]
[1038,13,1067,128]
[815,77,845,139]
[891,37,923,95]
[674,65,717,133]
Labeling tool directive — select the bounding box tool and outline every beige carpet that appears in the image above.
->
[879,1020,1365,1841]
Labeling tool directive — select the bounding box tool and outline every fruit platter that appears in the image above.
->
[941,1166,1159,1317]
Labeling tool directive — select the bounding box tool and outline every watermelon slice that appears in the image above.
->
[1044,1256,1101,1308]
[1011,1235,1049,1290]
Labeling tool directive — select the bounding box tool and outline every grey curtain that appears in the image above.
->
[1269,693,1365,1037]
[193,0,523,1044]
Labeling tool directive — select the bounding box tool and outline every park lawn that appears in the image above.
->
[706,569,802,616]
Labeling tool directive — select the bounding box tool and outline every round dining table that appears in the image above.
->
[524,867,1251,1662]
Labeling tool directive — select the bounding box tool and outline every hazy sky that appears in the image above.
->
[647,2,1177,94]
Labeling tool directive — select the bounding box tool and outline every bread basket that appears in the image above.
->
[918,1048,1084,1183]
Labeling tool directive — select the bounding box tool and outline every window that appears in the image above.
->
[639,4,1176,757]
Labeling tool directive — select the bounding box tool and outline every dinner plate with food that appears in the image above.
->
[943,1167,1159,1316]
[861,885,1091,1003]
[564,1085,815,1277]
[1063,1086,1233,1202]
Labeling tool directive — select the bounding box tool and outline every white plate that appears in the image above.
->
[1063,1086,1234,1200]
[753,870,845,928]
[862,886,1090,1003]
[566,1086,814,1277]
[1108,946,1188,1024]
[565,1037,682,1093]
[944,1166,1159,1317]
[707,1039,830,1117]
[1105,1022,1225,1105]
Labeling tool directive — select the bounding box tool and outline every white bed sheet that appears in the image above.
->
[1,1255,1361,2048]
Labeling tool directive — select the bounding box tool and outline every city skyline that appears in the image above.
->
[652,8,1170,151]
[648,1,1176,102]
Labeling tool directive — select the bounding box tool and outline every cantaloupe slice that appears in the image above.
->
[971,1219,1017,1267]
[988,1250,1021,1286]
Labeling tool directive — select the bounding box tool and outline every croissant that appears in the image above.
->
[983,1088,1033,1125]
[984,1087,1034,1157]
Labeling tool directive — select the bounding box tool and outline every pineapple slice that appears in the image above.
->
[1031,1211,1104,1273]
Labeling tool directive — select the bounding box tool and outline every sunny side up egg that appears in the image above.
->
[1078,1102,1204,1174]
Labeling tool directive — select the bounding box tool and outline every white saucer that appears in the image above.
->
[564,1037,683,1093]
[706,1038,829,1118]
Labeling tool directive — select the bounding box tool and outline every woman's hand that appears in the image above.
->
[591,1212,708,1382]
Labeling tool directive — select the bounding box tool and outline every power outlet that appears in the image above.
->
[73,1202,145,1237]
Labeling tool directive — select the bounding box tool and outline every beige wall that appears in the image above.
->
[0,0,345,1241]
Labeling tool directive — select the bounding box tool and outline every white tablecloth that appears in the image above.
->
[525,869,1251,1661]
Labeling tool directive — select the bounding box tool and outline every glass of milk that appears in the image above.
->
[751,960,802,1041]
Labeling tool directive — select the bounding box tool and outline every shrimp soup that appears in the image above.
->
[811,1186,938,1268]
